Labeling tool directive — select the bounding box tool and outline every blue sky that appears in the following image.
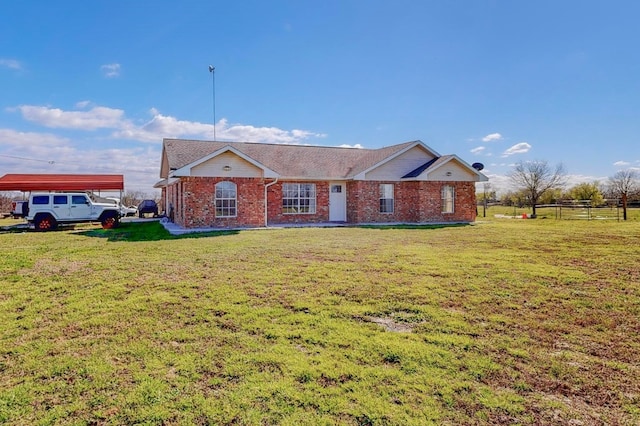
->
[1,1,639,194]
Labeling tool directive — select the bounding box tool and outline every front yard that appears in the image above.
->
[1,218,639,424]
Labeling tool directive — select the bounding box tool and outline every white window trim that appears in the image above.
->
[441,185,455,214]
[215,181,237,218]
[379,183,394,214]
[282,183,317,214]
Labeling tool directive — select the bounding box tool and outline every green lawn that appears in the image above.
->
[1,216,639,425]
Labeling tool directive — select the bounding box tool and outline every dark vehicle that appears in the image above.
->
[138,199,158,218]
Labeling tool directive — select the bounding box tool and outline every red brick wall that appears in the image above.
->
[164,181,188,226]
[266,181,330,224]
[178,177,266,228]
[415,181,477,222]
[347,181,476,223]
[171,177,476,228]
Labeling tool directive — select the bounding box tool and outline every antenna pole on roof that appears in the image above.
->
[208,65,216,141]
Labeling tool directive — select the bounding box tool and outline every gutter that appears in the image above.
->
[264,178,278,227]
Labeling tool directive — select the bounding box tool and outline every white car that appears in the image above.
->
[121,205,138,217]
[105,198,137,217]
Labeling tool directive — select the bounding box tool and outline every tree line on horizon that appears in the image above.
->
[478,161,640,220]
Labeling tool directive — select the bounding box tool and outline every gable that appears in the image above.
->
[405,156,486,182]
[169,144,278,178]
[424,159,478,181]
[191,151,263,178]
[363,145,437,180]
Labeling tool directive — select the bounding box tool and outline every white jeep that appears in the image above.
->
[25,192,121,231]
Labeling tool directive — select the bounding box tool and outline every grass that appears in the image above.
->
[1,212,639,425]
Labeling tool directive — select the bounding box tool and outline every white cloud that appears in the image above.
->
[114,112,215,142]
[221,120,326,144]
[75,100,92,109]
[115,113,326,144]
[338,144,364,149]
[501,142,531,157]
[0,58,22,70]
[0,128,71,148]
[482,133,503,142]
[101,63,121,78]
[10,103,327,145]
[477,172,512,194]
[613,160,630,167]
[564,173,607,187]
[16,105,126,130]
[470,146,486,154]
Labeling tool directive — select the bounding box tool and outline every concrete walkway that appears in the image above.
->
[158,218,471,236]
[158,218,350,235]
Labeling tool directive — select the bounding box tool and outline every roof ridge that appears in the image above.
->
[164,138,422,152]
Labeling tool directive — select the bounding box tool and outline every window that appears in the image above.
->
[72,195,88,205]
[32,195,49,205]
[379,184,394,213]
[215,181,237,217]
[282,183,316,214]
[53,195,68,205]
[441,185,455,213]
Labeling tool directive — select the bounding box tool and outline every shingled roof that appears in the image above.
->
[161,139,424,179]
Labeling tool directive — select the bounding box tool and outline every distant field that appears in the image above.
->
[1,218,639,425]
[480,205,640,221]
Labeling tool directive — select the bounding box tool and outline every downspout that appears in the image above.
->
[264,178,278,227]
[166,175,172,222]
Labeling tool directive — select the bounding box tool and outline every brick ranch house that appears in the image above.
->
[155,138,488,229]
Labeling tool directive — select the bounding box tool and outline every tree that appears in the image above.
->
[539,188,563,205]
[500,190,528,207]
[608,170,639,220]
[476,183,496,217]
[567,182,604,207]
[0,191,21,213]
[121,190,148,207]
[509,160,567,216]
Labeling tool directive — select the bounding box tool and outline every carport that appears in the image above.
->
[0,174,124,192]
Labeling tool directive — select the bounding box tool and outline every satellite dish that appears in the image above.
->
[472,162,484,171]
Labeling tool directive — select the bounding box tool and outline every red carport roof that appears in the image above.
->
[0,174,124,191]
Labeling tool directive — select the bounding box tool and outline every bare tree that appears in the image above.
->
[608,169,639,220]
[121,190,147,207]
[0,192,22,213]
[509,160,567,217]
